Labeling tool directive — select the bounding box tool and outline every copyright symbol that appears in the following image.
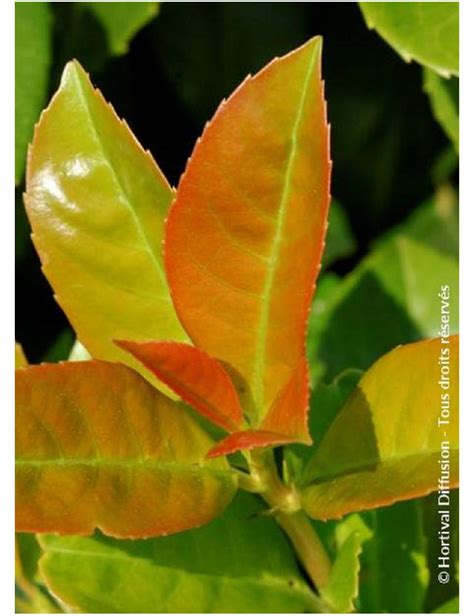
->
[438,571,450,584]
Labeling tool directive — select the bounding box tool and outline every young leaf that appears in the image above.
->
[16,362,236,538]
[165,37,330,431]
[117,340,245,432]
[359,2,459,76]
[320,531,365,613]
[83,2,159,55]
[25,61,188,393]
[423,69,459,153]
[301,335,459,519]
[15,2,51,184]
[207,358,311,457]
[38,493,321,613]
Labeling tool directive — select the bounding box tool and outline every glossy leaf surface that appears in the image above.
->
[38,493,320,613]
[424,70,459,152]
[15,3,52,184]
[117,340,245,432]
[84,2,159,55]
[16,361,236,538]
[302,336,459,519]
[165,37,330,427]
[25,61,188,390]
[360,2,458,76]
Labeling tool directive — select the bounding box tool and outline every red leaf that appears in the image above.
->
[207,358,311,457]
[261,357,311,443]
[207,430,299,459]
[116,340,245,432]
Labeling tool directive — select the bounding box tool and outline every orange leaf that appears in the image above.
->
[261,357,311,443]
[116,340,245,432]
[165,37,330,433]
[207,430,299,459]
[16,362,236,538]
[207,357,312,458]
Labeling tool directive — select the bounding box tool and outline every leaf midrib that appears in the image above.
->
[16,457,229,477]
[72,67,171,297]
[252,45,319,419]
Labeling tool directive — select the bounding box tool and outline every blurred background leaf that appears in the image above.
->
[424,70,459,153]
[359,2,458,76]
[15,3,52,185]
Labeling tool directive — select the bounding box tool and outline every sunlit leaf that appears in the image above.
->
[302,336,459,519]
[16,361,236,538]
[25,61,188,392]
[359,2,458,76]
[15,343,28,368]
[423,70,459,153]
[433,596,459,613]
[165,37,330,436]
[38,493,320,613]
[117,340,245,432]
[84,2,159,55]
[15,2,52,184]
[320,530,364,612]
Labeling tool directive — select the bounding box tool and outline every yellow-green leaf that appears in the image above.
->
[302,336,459,519]
[16,361,236,538]
[359,2,458,76]
[424,69,459,153]
[25,61,188,391]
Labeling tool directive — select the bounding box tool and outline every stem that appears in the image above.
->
[247,450,332,591]
[275,510,331,590]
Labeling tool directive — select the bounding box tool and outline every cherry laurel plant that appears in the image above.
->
[16,38,459,613]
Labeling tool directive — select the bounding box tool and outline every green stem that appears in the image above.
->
[246,450,332,591]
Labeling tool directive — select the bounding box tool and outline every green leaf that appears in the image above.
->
[16,534,63,614]
[311,233,458,383]
[84,2,159,55]
[16,361,236,538]
[423,490,459,611]
[302,336,459,519]
[320,531,365,613]
[322,200,357,269]
[38,492,320,613]
[359,2,458,76]
[25,61,189,392]
[433,596,459,613]
[424,69,459,153]
[284,369,362,483]
[15,2,52,184]
[380,195,459,259]
[358,500,430,613]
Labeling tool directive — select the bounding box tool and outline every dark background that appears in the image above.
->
[15,2,456,362]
